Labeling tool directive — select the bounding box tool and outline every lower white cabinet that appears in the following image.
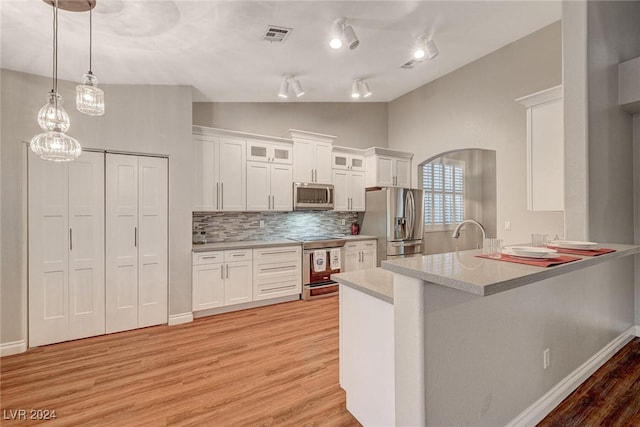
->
[344,240,377,272]
[192,249,253,311]
[253,246,302,300]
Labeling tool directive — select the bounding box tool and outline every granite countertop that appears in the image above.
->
[333,268,394,304]
[193,239,300,252]
[381,243,640,297]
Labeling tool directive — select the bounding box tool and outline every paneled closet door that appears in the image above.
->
[137,156,168,328]
[106,154,140,333]
[28,151,105,347]
[67,154,105,340]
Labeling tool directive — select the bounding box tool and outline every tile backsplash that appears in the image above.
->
[193,211,360,243]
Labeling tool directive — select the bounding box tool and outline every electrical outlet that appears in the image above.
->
[259,220,264,228]
[543,348,550,369]
[341,219,346,225]
[504,220,512,231]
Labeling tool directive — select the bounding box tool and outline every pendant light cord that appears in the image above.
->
[89,1,93,73]
[53,0,59,102]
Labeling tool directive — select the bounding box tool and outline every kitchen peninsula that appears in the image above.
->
[335,244,640,426]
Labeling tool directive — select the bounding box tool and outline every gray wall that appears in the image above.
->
[388,22,564,246]
[586,1,640,244]
[0,69,193,345]
[193,102,388,149]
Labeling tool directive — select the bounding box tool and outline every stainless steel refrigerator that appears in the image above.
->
[360,187,424,265]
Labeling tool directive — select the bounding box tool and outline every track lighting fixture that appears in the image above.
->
[414,36,439,60]
[278,76,304,99]
[351,79,372,100]
[329,18,359,50]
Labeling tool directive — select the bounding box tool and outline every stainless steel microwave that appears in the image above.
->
[293,183,334,210]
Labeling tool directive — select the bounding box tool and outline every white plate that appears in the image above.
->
[548,240,599,250]
[502,246,560,259]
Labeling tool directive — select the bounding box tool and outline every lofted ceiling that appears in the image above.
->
[1,0,561,102]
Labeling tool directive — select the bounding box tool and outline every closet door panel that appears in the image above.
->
[106,154,139,333]
[68,152,105,340]
[28,154,69,347]
[137,156,168,328]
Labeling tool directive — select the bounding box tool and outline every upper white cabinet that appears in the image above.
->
[291,129,335,184]
[28,151,105,347]
[364,147,413,188]
[193,126,246,211]
[516,86,564,212]
[246,161,293,211]
[247,139,293,164]
[332,147,364,171]
[333,170,365,212]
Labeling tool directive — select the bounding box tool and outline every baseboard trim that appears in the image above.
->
[0,340,27,357]
[635,325,640,337]
[168,312,193,326]
[506,326,636,427]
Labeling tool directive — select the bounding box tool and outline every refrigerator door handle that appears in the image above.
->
[408,190,416,240]
[404,191,411,240]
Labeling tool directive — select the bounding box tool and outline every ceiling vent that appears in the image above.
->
[264,26,293,43]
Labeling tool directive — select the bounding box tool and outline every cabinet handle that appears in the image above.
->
[221,265,224,279]
[311,169,314,182]
[202,255,218,259]
[226,263,229,278]
[268,194,271,210]
[221,182,224,210]
[216,182,220,210]
[261,265,296,271]
[262,250,297,255]
[271,195,275,210]
[69,228,73,251]
[134,227,138,247]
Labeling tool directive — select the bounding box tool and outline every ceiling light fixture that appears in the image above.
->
[351,79,372,99]
[330,18,359,50]
[413,36,439,61]
[30,0,81,162]
[76,0,105,116]
[278,76,304,99]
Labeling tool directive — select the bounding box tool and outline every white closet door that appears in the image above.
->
[137,156,168,328]
[106,154,139,333]
[28,154,69,347]
[68,152,105,340]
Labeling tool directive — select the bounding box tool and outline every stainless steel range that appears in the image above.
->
[290,236,346,300]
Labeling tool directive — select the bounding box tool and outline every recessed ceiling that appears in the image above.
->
[0,1,561,102]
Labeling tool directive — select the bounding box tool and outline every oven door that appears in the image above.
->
[302,248,343,299]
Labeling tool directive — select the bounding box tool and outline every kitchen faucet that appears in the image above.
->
[452,219,487,240]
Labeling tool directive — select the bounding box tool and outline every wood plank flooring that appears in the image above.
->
[538,337,640,427]
[0,296,360,426]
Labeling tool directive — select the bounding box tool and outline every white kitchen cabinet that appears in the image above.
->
[343,240,377,272]
[253,246,302,300]
[28,151,105,347]
[364,147,413,188]
[246,161,293,211]
[193,130,246,211]
[291,129,335,184]
[332,169,365,212]
[516,86,564,212]
[106,154,168,334]
[192,249,253,311]
[247,139,293,164]
[332,147,364,171]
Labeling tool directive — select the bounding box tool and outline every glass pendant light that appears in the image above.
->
[30,0,82,162]
[76,2,104,116]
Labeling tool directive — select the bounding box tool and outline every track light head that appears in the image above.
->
[291,78,305,97]
[343,24,359,50]
[425,39,439,59]
[330,18,344,49]
[351,80,361,99]
[360,80,372,98]
[278,78,289,99]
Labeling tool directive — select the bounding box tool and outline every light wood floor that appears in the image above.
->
[0,296,360,426]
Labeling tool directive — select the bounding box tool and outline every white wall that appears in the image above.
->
[193,102,388,149]
[0,69,193,345]
[388,22,564,246]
